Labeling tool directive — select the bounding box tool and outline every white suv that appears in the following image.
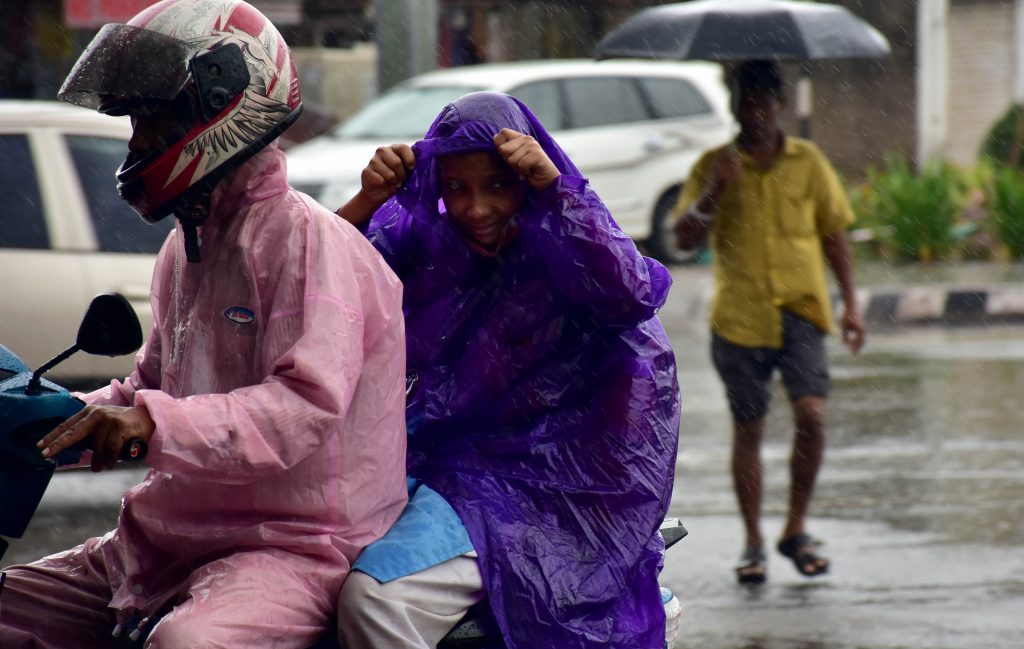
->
[0,101,171,386]
[286,59,735,263]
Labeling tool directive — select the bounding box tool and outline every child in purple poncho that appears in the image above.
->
[333,91,680,649]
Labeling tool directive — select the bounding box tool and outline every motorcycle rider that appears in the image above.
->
[333,91,681,649]
[0,2,407,647]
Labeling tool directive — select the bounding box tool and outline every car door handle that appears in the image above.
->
[645,134,689,153]
[644,138,666,153]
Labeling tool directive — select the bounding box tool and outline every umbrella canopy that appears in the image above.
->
[594,0,891,61]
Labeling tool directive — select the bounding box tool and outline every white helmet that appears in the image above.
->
[58,0,302,259]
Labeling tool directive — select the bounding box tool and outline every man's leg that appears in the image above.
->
[0,535,119,649]
[731,416,767,550]
[784,395,826,541]
[145,549,343,649]
[712,332,774,582]
[777,311,830,576]
[336,553,485,649]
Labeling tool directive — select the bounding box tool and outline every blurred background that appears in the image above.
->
[0,0,988,175]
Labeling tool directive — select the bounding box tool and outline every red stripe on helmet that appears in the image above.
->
[225,2,266,39]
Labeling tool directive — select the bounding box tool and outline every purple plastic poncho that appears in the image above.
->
[364,92,680,649]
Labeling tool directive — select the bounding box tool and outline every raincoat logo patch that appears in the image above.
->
[224,306,256,325]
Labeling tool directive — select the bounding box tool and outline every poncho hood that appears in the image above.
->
[392,91,582,256]
[408,90,581,180]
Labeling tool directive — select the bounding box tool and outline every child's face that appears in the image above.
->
[439,150,526,248]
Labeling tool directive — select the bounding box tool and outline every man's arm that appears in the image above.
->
[822,230,865,354]
[40,239,172,471]
[673,193,716,251]
[674,147,741,251]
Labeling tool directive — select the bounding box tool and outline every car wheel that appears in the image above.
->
[645,186,706,265]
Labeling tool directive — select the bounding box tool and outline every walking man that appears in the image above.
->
[674,60,865,583]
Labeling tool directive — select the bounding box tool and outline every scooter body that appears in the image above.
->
[0,347,85,545]
[0,293,143,561]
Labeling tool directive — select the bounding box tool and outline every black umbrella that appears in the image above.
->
[594,0,891,61]
[593,0,891,138]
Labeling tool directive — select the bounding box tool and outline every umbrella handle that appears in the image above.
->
[796,64,813,139]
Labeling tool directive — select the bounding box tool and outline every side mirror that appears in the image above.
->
[77,293,143,357]
[26,293,143,393]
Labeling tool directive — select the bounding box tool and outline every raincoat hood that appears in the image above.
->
[365,92,680,649]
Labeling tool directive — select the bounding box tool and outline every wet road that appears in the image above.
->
[659,268,1024,649]
[4,266,1024,648]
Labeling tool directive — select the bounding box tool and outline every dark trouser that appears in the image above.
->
[711,310,830,424]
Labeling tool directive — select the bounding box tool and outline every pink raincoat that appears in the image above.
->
[0,144,408,648]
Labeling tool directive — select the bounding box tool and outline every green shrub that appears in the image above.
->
[865,155,963,262]
[980,103,1024,168]
[843,177,887,260]
[985,164,1024,258]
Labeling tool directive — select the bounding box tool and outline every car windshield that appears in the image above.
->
[334,85,484,139]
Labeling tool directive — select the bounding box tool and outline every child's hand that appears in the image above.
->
[336,144,415,226]
[361,144,416,204]
[493,128,560,190]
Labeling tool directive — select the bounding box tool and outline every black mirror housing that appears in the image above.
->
[77,293,143,357]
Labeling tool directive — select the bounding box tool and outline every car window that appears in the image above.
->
[563,77,650,130]
[639,77,712,119]
[65,134,173,254]
[337,85,484,139]
[508,80,565,131]
[0,134,49,249]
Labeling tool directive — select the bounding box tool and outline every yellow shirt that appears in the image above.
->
[676,137,854,349]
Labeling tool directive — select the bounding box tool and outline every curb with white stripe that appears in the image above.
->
[856,285,1024,327]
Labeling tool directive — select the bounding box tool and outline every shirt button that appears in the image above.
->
[132,583,144,595]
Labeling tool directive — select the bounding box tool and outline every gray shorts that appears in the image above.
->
[711,310,830,423]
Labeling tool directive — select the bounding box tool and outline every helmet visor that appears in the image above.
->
[58,24,198,111]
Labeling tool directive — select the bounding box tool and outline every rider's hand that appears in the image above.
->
[38,405,155,472]
[493,128,560,190]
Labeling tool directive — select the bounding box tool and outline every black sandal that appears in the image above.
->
[735,545,767,584]
[777,532,829,577]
